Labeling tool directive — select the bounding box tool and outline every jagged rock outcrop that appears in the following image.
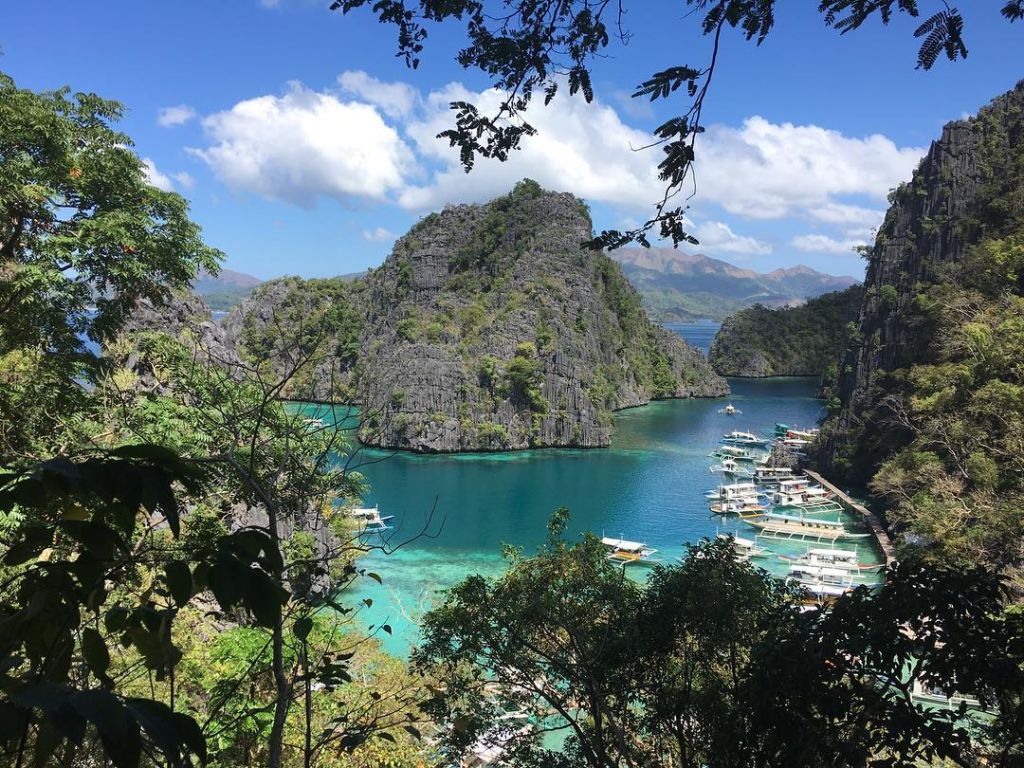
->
[708,286,863,378]
[817,80,1024,480]
[230,181,727,452]
[112,292,237,393]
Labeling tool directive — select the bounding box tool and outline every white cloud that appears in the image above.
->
[806,202,885,228]
[172,171,196,190]
[157,105,197,127]
[338,70,418,119]
[695,117,924,221]
[397,80,662,211]
[142,158,175,192]
[689,219,772,256]
[187,72,921,264]
[189,82,417,208]
[362,226,396,242]
[791,233,867,256]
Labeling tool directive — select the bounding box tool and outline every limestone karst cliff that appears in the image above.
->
[228,181,728,452]
[818,80,1024,482]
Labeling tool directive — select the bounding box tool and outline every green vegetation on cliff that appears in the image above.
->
[231,181,727,452]
[708,286,864,379]
[820,82,1024,591]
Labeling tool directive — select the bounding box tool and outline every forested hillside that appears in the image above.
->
[611,247,857,322]
[708,286,863,378]
[817,80,1024,592]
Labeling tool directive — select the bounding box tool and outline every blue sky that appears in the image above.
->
[4,1,1022,280]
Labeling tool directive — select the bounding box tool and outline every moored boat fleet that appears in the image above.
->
[707,422,882,600]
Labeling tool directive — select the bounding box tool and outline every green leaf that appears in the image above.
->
[164,560,192,606]
[294,616,313,641]
[81,627,110,681]
[3,525,53,565]
[244,569,289,628]
[366,571,383,584]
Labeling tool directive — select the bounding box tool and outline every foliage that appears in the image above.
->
[709,286,864,377]
[822,96,1024,593]
[503,341,547,412]
[0,72,221,458]
[417,512,1024,767]
[333,1,1019,248]
[0,449,280,768]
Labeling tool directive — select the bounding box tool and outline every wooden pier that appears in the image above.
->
[804,469,898,566]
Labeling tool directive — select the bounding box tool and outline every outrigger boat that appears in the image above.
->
[788,563,865,587]
[709,458,756,478]
[709,445,765,463]
[709,498,769,516]
[717,533,770,558]
[752,465,801,485]
[718,403,742,415]
[705,482,761,502]
[792,581,854,601]
[744,512,870,542]
[770,423,819,441]
[349,505,394,533]
[601,537,659,565]
[721,430,769,447]
[779,547,884,572]
[771,482,842,513]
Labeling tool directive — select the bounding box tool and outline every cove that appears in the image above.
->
[337,375,856,657]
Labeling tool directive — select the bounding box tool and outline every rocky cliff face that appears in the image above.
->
[818,80,1024,479]
[112,292,237,394]
[708,286,863,378]
[230,182,727,452]
[356,182,727,451]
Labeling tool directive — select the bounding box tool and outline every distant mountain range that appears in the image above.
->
[610,247,859,322]
[192,268,264,311]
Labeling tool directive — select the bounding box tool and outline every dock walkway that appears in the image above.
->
[804,469,898,566]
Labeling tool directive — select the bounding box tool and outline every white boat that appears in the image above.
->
[705,482,760,502]
[722,430,769,447]
[709,458,756,478]
[601,537,659,565]
[792,581,854,600]
[772,484,840,512]
[349,505,394,533]
[710,445,764,463]
[462,712,531,767]
[717,533,769,558]
[709,498,768,516]
[718,403,742,415]
[788,563,864,587]
[752,465,801,485]
[779,547,883,572]
[744,512,870,542]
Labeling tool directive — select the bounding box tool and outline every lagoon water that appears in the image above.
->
[339,377,860,656]
[322,327,879,656]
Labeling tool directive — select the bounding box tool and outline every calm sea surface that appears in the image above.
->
[312,326,880,655]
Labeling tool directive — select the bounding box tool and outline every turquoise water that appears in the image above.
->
[662,321,720,354]
[325,376,882,657]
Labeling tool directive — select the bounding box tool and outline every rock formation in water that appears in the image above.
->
[708,286,863,377]
[229,181,728,452]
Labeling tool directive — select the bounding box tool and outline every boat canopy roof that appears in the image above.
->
[807,548,857,559]
[766,513,845,527]
[601,537,647,552]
